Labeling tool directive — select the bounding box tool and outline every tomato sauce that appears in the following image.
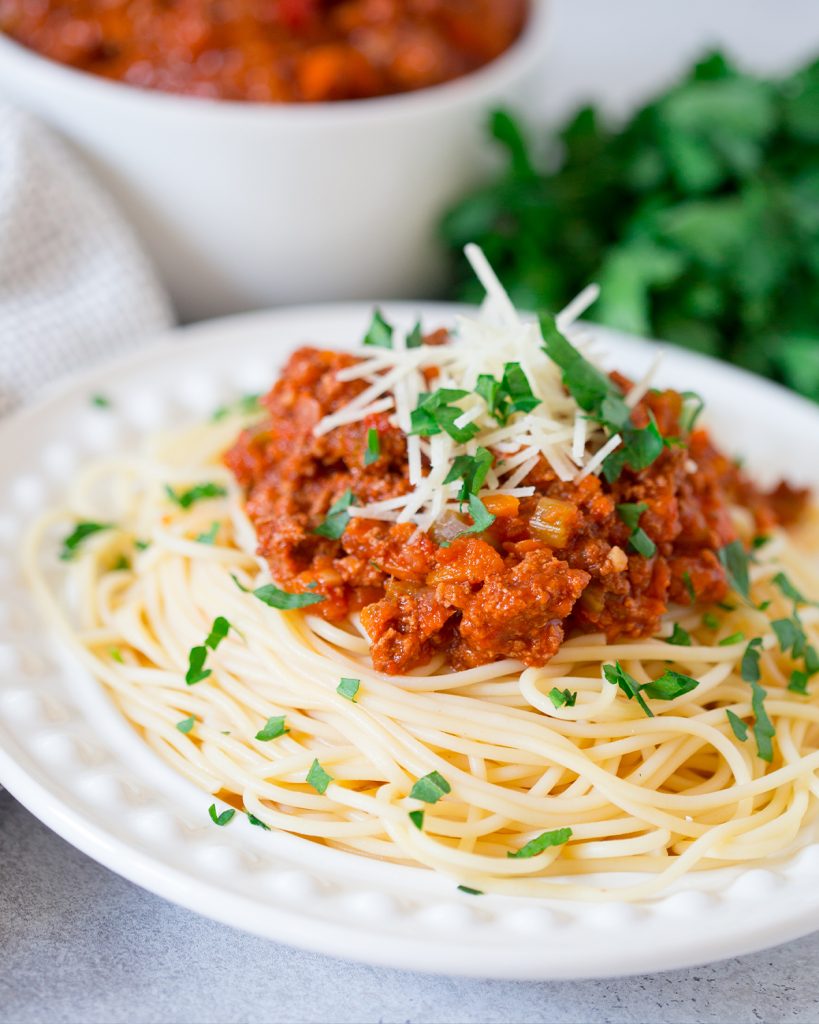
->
[225,340,809,675]
[0,0,529,102]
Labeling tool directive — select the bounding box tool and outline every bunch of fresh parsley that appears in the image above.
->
[441,51,819,402]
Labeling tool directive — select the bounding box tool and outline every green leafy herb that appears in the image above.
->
[719,631,745,646]
[409,389,479,443]
[409,810,425,831]
[211,393,263,421]
[726,709,749,741]
[165,483,227,510]
[135,539,151,551]
[306,759,333,794]
[255,716,289,741]
[196,522,220,545]
[773,572,817,607]
[679,391,704,433]
[629,528,657,558]
[232,574,326,611]
[176,716,196,734]
[409,771,451,804]
[752,535,771,550]
[476,362,541,425]
[363,308,394,349]
[247,812,271,830]
[185,646,211,686]
[364,428,380,467]
[718,541,751,602]
[603,662,653,717]
[314,489,356,540]
[59,521,111,561]
[406,320,424,349]
[788,671,809,695]
[642,670,700,700]
[204,616,231,651]
[548,687,577,709]
[617,502,649,532]
[112,554,131,571]
[90,393,112,409]
[664,623,692,646]
[507,827,572,859]
[208,804,235,827]
[457,885,484,896]
[109,647,124,663]
[443,448,493,502]
[740,638,775,762]
[682,571,697,603]
[337,677,360,702]
[703,612,720,629]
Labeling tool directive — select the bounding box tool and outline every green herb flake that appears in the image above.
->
[337,677,360,702]
[196,522,220,545]
[406,320,424,349]
[740,638,775,762]
[664,623,692,646]
[476,362,541,425]
[457,885,484,896]
[457,494,496,538]
[703,612,720,629]
[408,810,425,831]
[409,388,479,444]
[306,759,333,794]
[629,528,657,558]
[719,632,745,646]
[788,671,809,695]
[165,483,227,510]
[112,554,131,571]
[409,771,452,804]
[314,489,357,540]
[773,572,817,607]
[507,826,573,860]
[247,812,271,830]
[59,521,111,561]
[443,447,494,502]
[726,709,749,742]
[682,571,697,603]
[363,308,394,349]
[246,580,326,611]
[208,804,235,827]
[603,662,653,717]
[204,616,231,651]
[364,428,380,467]
[548,687,577,709]
[185,646,211,686]
[176,716,196,734]
[135,539,151,551]
[255,716,289,742]
[718,541,751,602]
[109,647,124,664]
[642,670,700,701]
[90,393,112,409]
[616,502,656,557]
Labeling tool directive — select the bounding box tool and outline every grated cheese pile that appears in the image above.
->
[313,245,658,532]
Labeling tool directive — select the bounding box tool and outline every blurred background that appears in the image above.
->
[0,0,818,401]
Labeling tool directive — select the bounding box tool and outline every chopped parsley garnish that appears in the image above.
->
[726,709,749,742]
[247,812,271,830]
[406,320,423,349]
[313,489,356,540]
[232,573,326,610]
[741,638,775,762]
[176,716,196,734]
[208,804,235,827]
[362,308,394,349]
[196,522,220,545]
[457,494,496,538]
[603,662,653,717]
[788,671,809,695]
[336,677,360,702]
[719,632,745,646]
[717,541,751,602]
[59,521,111,561]
[409,771,451,804]
[540,313,669,483]
[604,662,699,714]
[548,687,577,709]
[185,646,211,686]
[135,539,151,551]
[90,393,112,409]
[364,428,380,467]
[475,362,541,425]
[507,827,572,859]
[457,885,484,896]
[679,391,704,434]
[664,623,692,646]
[109,647,124,663]
[617,502,657,557]
[211,393,263,421]
[112,554,131,571]
[773,572,817,607]
[205,616,231,651]
[703,612,720,629]
[681,571,697,603]
[642,670,700,701]
[752,534,771,551]
[443,448,493,502]
[255,715,289,741]
[409,388,480,443]
[306,759,333,794]
[408,810,425,831]
[165,482,227,510]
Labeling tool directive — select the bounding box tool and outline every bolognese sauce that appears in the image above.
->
[225,340,808,675]
[0,0,529,102]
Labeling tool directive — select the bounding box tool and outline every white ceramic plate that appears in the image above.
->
[2,303,819,980]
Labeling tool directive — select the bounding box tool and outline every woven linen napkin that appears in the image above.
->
[0,102,174,416]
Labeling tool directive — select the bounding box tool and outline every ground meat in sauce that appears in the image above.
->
[225,341,810,675]
[0,0,528,103]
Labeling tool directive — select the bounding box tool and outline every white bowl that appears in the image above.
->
[0,4,550,320]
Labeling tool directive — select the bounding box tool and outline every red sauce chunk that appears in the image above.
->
[1,0,528,102]
[225,342,808,675]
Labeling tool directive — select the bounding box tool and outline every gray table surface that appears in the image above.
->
[2,788,819,1024]
[4,5,819,1024]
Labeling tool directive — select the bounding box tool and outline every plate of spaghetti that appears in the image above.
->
[3,246,819,979]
